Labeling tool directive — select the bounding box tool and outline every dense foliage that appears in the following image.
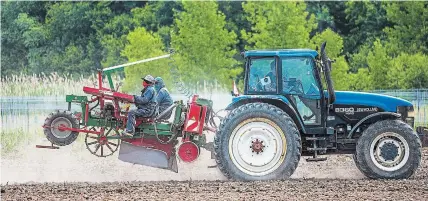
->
[2,1,427,92]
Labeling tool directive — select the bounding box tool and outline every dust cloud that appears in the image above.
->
[1,92,366,185]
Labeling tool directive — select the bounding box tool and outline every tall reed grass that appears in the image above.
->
[1,72,228,97]
[1,72,122,97]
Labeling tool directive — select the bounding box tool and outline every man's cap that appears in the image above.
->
[142,75,155,84]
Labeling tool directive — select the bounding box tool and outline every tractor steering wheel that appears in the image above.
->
[283,79,303,94]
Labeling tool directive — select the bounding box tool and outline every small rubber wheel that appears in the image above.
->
[214,103,301,181]
[43,110,79,146]
[354,119,422,179]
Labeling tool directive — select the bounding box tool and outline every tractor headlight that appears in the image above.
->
[397,106,415,128]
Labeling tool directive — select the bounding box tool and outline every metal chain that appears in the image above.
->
[167,49,194,98]
[166,49,228,133]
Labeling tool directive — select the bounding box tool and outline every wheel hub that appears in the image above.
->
[99,136,108,145]
[370,132,409,172]
[379,141,399,161]
[178,141,199,163]
[250,139,265,154]
[229,118,287,176]
[51,117,73,138]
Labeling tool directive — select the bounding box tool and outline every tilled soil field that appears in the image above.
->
[2,179,428,201]
[2,149,427,201]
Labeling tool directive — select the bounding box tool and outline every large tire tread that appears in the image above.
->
[43,110,79,146]
[354,119,422,179]
[214,102,301,181]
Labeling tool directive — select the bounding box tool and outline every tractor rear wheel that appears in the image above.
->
[354,119,422,179]
[43,110,79,146]
[214,103,301,181]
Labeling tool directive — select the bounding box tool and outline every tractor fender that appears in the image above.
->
[347,112,401,139]
[225,95,306,134]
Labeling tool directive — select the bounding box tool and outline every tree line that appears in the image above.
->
[1,1,427,92]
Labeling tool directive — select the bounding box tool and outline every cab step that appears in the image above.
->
[306,147,327,151]
[305,137,326,141]
[305,135,328,162]
[306,157,327,162]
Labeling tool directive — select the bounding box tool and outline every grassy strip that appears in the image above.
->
[1,128,27,154]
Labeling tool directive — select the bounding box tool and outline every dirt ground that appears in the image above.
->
[2,149,427,200]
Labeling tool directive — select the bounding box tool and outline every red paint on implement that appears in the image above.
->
[83,86,134,103]
[183,95,207,136]
[177,141,199,163]
[42,124,101,135]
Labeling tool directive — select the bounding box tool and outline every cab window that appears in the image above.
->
[247,57,277,93]
[282,57,320,97]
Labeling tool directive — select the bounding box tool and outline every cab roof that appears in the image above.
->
[244,49,318,58]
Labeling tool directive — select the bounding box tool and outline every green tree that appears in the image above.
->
[344,1,388,55]
[365,40,391,89]
[132,1,182,47]
[383,2,428,54]
[218,1,251,52]
[348,68,372,91]
[388,53,428,89]
[171,1,240,87]
[1,1,48,75]
[310,28,350,90]
[306,2,335,34]
[98,14,136,68]
[242,1,316,49]
[121,27,169,93]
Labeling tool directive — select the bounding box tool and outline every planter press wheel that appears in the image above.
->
[85,127,120,157]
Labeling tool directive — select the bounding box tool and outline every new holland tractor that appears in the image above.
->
[214,42,427,180]
[38,42,427,181]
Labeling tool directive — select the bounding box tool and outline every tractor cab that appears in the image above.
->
[230,43,336,135]
[244,49,324,126]
[216,42,426,181]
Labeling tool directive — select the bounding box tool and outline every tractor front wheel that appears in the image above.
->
[43,110,79,146]
[354,119,422,179]
[214,103,301,181]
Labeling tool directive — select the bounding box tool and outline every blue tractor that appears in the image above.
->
[214,42,428,181]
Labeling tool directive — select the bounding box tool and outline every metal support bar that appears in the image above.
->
[103,54,171,73]
[42,125,101,135]
[106,71,114,90]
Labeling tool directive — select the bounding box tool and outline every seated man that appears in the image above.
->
[265,61,277,91]
[154,77,173,120]
[122,75,157,137]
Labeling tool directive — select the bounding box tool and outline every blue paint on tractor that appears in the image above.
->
[226,95,290,110]
[245,49,318,58]
[333,91,412,112]
[228,91,412,113]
